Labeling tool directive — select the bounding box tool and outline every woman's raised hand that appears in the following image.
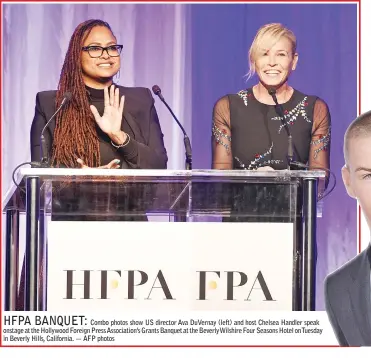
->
[90,85,125,138]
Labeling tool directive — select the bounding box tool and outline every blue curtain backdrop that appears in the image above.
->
[2,3,357,310]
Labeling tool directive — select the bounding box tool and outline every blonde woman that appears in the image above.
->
[212,23,331,173]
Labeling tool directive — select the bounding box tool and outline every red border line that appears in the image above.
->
[358,0,362,254]
[0,0,361,3]
[1,345,341,348]
[0,0,361,349]
[1,0,4,348]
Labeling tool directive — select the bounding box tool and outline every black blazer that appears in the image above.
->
[324,245,371,346]
[30,85,168,169]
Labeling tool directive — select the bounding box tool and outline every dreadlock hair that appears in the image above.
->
[52,19,116,168]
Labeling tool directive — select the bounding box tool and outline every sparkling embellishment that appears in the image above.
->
[310,127,331,159]
[212,123,231,153]
[234,156,246,169]
[271,97,311,133]
[247,143,274,170]
[259,159,284,167]
[237,90,249,106]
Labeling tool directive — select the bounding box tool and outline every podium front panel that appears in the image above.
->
[2,168,325,311]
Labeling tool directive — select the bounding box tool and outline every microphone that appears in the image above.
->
[152,85,192,170]
[11,92,72,195]
[40,92,72,166]
[268,87,294,168]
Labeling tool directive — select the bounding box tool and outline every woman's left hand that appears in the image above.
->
[77,158,121,169]
[90,85,125,138]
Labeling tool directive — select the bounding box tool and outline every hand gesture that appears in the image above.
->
[77,158,121,169]
[90,85,125,137]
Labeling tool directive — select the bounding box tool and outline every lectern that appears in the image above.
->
[3,168,324,311]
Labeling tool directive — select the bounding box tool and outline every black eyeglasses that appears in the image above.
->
[82,45,123,58]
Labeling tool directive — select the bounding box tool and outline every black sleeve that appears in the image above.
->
[310,98,331,190]
[211,95,233,169]
[30,92,49,163]
[116,89,168,169]
[324,276,349,347]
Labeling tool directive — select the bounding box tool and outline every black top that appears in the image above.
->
[212,87,331,171]
[86,85,137,168]
[30,84,168,169]
[29,84,168,221]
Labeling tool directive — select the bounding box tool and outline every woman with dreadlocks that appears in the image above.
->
[19,20,168,310]
[30,19,168,170]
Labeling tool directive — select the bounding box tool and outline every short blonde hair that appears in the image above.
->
[247,23,297,80]
[344,110,371,165]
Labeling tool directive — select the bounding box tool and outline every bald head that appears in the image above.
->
[344,110,371,166]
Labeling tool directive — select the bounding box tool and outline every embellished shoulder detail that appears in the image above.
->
[212,123,232,153]
[237,89,251,107]
[271,96,312,133]
[310,128,331,159]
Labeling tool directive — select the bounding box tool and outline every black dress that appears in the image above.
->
[211,87,331,222]
[212,87,331,170]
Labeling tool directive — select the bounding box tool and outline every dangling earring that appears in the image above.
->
[114,70,121,84]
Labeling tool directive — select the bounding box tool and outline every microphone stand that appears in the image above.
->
[268,88,294,169]
[152,86,192,170]
[39,93,72,167]
[161,99,192,170]
[152,85,192,225]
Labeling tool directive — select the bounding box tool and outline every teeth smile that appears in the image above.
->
[98,64,112,67]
